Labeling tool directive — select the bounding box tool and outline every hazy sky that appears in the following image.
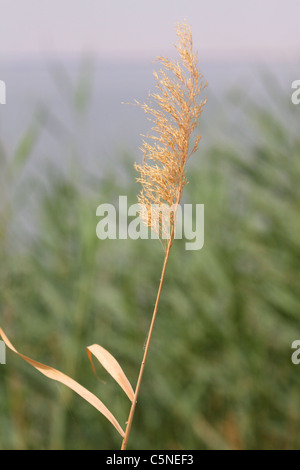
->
[1,0,300,62]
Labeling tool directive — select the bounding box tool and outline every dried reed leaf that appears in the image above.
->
[87,344,134,402]
[0,327,125,437]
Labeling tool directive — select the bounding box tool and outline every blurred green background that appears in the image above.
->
[0,60,300,450]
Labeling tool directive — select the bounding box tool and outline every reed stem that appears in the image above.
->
[121,229,174,450]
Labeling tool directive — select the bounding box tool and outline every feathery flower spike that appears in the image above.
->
[134,21,207,250]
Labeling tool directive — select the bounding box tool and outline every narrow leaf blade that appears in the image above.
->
[87,344,135,402]
[0,328,124,437]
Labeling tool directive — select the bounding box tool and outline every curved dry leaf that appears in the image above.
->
[0,327,124,437]
[87,344,135,402]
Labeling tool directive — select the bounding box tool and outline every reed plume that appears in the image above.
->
[121,21,207,449]
[134,21,207,249]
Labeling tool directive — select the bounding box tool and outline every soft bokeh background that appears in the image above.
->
[0,0,300,450]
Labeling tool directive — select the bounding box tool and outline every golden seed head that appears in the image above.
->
[134,21,207,250]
